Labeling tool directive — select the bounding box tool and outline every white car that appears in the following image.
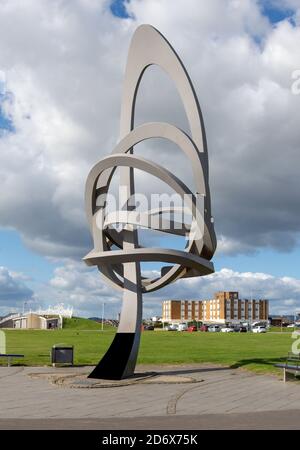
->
[252,326,267,333]
[178,323,188,331]
[166,324,178,331]
[221,327,234,332]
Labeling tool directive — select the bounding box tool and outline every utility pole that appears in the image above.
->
[101,303,105,332]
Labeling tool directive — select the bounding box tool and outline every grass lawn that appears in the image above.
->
[1,326,295,376]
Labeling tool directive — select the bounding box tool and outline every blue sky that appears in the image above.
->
[260,0,295,24]
[110,0,131,18]
[0,230,53,283]
[110,0,296,23]
[0,113,13,132]
[0,0,299,317]
[0,92,14,133]
[1,227,300,297]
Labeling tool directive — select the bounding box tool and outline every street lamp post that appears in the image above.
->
[102,303,105,332]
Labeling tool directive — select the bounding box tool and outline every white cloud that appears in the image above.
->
[46,262,122,318]
[149,267,300,316]
[0,0,129,257]
[0,1,300,315]
[39,263,300,317]
[1,259,299,317]
[0,0,299,258]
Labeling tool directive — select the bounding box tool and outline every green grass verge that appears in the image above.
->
[269,326,297,333]
[63,317,112,330]
[1,328,294,376]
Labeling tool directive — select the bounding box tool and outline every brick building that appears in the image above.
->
[162,291,269,324]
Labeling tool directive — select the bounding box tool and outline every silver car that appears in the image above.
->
[208,325,221,332]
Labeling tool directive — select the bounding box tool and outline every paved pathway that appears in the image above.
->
[0,364,299,429]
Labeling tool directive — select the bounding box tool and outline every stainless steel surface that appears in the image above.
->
[83,24,217,379]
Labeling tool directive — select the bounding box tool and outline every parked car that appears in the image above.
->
[221,327,234,333]
[287,324,296,328]
[200,325,208,332]
[166,324,178,331]
[208,325,221,332]
[144,325,154,331]
[178,323,188,332]
[188,325,197,332]
[252,326,266,333]
[239,326,247,333]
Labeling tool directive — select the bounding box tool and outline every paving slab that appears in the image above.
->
[0,363,299,429]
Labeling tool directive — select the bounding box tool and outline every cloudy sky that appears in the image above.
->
[0,0,300,318]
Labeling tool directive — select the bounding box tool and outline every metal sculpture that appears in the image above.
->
[83,25,217,380]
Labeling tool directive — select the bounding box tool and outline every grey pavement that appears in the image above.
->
[0,364,300,429]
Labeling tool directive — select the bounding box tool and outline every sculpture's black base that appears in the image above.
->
[88,332,136,380]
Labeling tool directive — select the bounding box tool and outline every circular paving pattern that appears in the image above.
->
[29,371,203,389]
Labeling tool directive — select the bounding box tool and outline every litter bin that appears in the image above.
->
[51,344,74,367]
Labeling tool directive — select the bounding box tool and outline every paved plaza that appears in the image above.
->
[0,364,300,429]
